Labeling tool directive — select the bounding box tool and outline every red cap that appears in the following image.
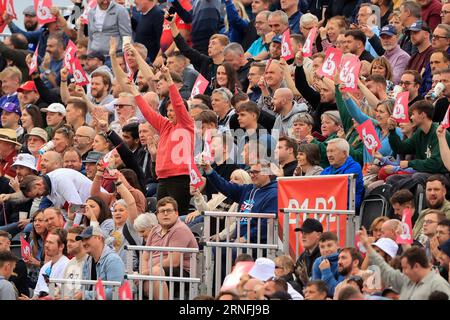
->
[17,81,37,93]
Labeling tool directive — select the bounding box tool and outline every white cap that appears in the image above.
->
[372,237,398,258]
[12,153,37,172]
[41,103,66,116]
[248,258,275,281]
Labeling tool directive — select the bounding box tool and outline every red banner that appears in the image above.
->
[95,278,106,300]
[396,208,413,244]
[160,19,173,52]
[357,119,381,152]
[20,235,32,259]
[393,91,409,123]
[189,162,204,189]
[281,29,294,60]
[34,0,56,25]
[119,281,133,300]
[318,47,343,79]
[190,73,208,98]
[71,56,90,86]
[29,45,39,75]
[278,175,349,258]
[442,106,450,129]
[63,40,77,73]
[302,27,317,57]
[339,54,361,92]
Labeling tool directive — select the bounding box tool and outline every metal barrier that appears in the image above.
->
[124,245,200,300]
[202,211,279,296]
[48,278,122,300]
[279,174,357,260]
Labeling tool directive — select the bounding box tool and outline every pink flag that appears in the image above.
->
[63,40,77,73]
[189,162,205,189]
[202,129,214,163]
[442,106,450,129]
[281,29,294,60]
[119,281,133,300]
[124,50,134,81]
[34,0,56,25]
[95,278,106,300]
[5,0,17,19]
[354,233,366,254]
[318,47,343,79]
[70,57,90,86]
[302,27,317,57]
[20,236,32,259]
[28,45,39,75]
[190,74,208,98]
[80,0,97,24]
[339,55,361,92]
[396,208,413,244]
[160,19,173,53]
[392,91,409,123]
[356,119,381,153]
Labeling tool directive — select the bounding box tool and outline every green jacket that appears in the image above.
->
[335,86,363,166]
[312,133,337,168]
[388,122,450,173]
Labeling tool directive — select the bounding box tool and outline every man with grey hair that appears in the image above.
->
[211,88,235,132]
[110,92,139,134]
[320,138,364,209]
[268,10,289,36]
[223,43,252,91]
[300,13,319,39]
[246,11,272,58]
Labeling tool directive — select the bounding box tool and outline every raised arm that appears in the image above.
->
[224,0,249,34]
[115,174,138,224]
[172,0,193,24]
[294,52,320,108]
[342,93,373,125]
[437,125,450,172]
[124,43,156,92]
[280,59,300,96]
[357,80,380,109]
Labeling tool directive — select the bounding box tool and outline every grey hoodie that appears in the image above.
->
[273,103,308,137]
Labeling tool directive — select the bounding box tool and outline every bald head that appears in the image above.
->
[381,219,401,241]
[273,88,294,115]
[143,91,159,111]
[74,126,96,152]
[40,151,63,174]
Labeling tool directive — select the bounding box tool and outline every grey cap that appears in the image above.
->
[82,151,105,164]
[75,226,105,241]
[23,5,36,17]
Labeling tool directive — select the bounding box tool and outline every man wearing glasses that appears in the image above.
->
[74,126,96,161]
[398,70,424,107]
[442,3,450,24]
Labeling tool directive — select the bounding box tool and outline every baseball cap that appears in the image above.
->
[25,127,48,143]
[23,5,36,16]
[12,153,37,172]
[380,25,397,37]
[87,51,106,62]
[248,258,275,281]
[0,102,21,116]
[82,151,105,164]
[294,218,323,233]
[75,226,104,241]
[372,237,398,258]
[408,20,430,33]
[41,103,67,116]
[438,239,450,257]
[272,35,282,43]
[17,81,38,93]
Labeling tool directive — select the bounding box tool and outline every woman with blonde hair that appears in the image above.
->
[274,255,303,293]
[184,169,252,241]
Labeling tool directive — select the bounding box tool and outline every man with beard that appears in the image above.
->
[22,6,39,32]
[332,248,366,300]
[413,175,450,240]
[109,93,139,134]
[84,51,111,76]
[42,32,65,89]
[74,126,96,161]
[90,71,114,106]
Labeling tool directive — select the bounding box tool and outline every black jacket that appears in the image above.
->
[296,244,321,278]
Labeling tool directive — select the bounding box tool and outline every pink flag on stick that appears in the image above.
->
[63,40,77,73]
[392,92,409,123]
[442,106,450,129]
[356,119,381,153]
[119,281,133,300]
[302,27,317,57]
[190,74,209,99]
[339,55,361,92]
[396,208,413,244]
[34,0,56,25]
[80,0,97,25]
[28,45,39,75]
[95,278,106,300]
[70,57,90,86]
[20,236,32,259]
[281,29,294,60]
[189,162,205,189]
[318,47,343,79]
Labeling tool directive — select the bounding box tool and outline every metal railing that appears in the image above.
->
[124,245,200,300]
[202,211,279,296]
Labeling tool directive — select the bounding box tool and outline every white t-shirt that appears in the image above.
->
[34,255,70,296]
[94,8,107,32]
[59,255,88,298]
